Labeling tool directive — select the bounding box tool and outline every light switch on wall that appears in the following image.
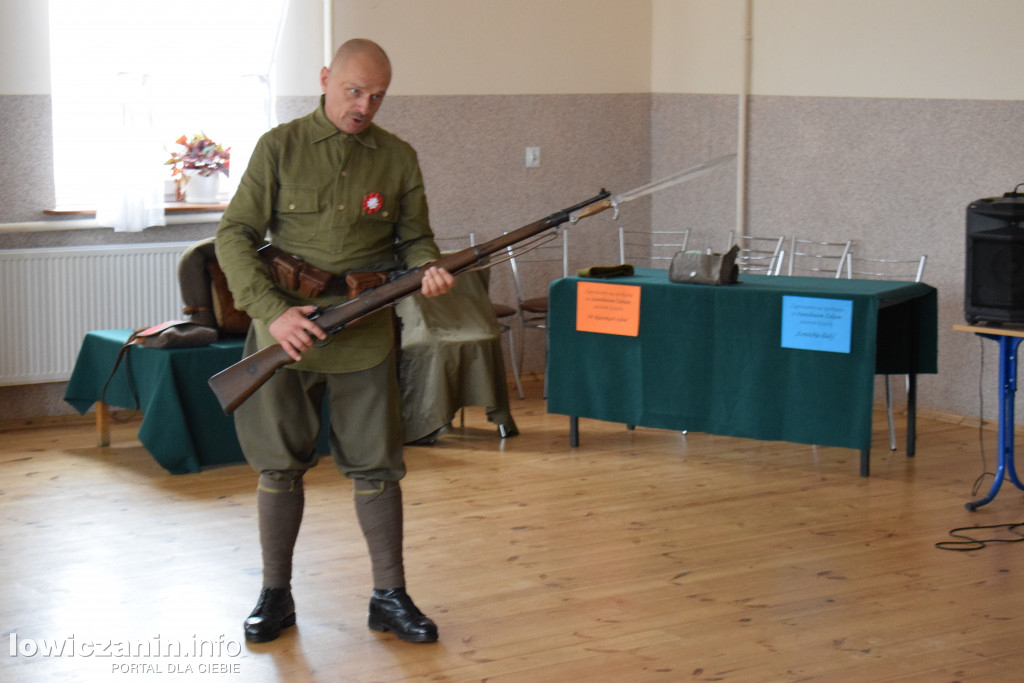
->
[525,146,540,168]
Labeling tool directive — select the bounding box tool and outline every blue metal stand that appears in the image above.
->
[966,332,1024,511]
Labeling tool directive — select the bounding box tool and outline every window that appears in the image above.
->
[48,0,288,229]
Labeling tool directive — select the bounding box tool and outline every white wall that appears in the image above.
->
[10,1,1024,99]
[653,0,1024,100]
[651,0,748,95]
[331,0,653,95]
[0,1,51,94]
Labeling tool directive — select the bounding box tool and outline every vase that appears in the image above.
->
[184,172,221,204]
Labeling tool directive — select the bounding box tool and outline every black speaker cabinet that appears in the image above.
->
[965,193,1024,324]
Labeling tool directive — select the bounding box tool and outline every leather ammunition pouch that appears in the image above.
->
[258,243,397,298]
[345,270,390,296]
[258,243,339,297]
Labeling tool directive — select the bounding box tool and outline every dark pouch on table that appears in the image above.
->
[99,320,217,411]
[130,320,219,348]
[577,264,635,279]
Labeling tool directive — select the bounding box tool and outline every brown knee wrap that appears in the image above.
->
[353,479,405,590]
[258,471,305,589]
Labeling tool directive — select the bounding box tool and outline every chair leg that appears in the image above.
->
[542,353,548,400]
[515,317,528,397]
[503,323,525,400]
[885,374,897,451]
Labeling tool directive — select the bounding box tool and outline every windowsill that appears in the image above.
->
[44,202,229,215]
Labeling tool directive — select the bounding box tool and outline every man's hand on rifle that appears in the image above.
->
[270,306,328,362]
[421,266,455,298]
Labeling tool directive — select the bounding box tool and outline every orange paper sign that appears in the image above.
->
[575,281,641,336]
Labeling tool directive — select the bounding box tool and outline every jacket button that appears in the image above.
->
[288,203,296,210]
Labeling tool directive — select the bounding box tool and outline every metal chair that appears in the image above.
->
[786,237,852,278]
[844,252,928,450]
[506,227,569,395]
[470,232,524,399]
[619,227,690,268]
[845,253,927,283]
[725,231,785,275]
[433,233,524,400]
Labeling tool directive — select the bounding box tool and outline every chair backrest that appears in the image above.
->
[506,227,569,307]
[178,237,251,334]
[844,253,927,282]
[725,231,785,275]
[619,227,689,268]
[786,237,852,278]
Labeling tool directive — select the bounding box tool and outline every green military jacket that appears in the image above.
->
[216,96,441,373]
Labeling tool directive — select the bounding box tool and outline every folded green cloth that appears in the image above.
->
[577,264,635,279]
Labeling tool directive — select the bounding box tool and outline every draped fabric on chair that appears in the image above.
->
[434,234,524,400]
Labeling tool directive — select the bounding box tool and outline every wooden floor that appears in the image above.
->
[2,379,1024,682]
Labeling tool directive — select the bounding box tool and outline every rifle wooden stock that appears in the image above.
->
[208,188,611,414]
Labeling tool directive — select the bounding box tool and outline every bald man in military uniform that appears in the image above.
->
[216,38,455,644]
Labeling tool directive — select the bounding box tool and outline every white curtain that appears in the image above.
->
[95,73,166,232]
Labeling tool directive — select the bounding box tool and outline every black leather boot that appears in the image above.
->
[243,587,296,643]
[367,588,438,643]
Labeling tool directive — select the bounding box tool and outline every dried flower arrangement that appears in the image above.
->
[165,133,231,178]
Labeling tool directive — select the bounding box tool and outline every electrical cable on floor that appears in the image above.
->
[935,523,1024,551]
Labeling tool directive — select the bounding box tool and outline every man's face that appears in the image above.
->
[320,53,391,135]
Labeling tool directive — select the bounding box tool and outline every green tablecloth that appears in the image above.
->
[547,270,937,454]
[64,330,246,474]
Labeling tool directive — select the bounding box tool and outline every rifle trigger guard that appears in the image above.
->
[611,197,621,221]
[304,306,338,345]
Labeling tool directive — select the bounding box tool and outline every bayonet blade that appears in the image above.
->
[571,153,735,221]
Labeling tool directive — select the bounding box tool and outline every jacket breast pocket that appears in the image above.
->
[277,186,318,214]
[275,186,320,243]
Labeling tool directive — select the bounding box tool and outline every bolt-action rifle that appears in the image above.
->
[208,154,735,414]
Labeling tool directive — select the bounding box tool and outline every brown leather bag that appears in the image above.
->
[668,245,740,286]
[205,260,252,334]
[258,243,334,298]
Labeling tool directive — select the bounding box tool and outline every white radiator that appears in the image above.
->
[0,242,191,385]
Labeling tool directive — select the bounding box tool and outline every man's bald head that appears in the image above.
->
[330,38,391,75]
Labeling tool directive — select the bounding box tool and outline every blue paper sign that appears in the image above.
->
[780,296,853,353]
